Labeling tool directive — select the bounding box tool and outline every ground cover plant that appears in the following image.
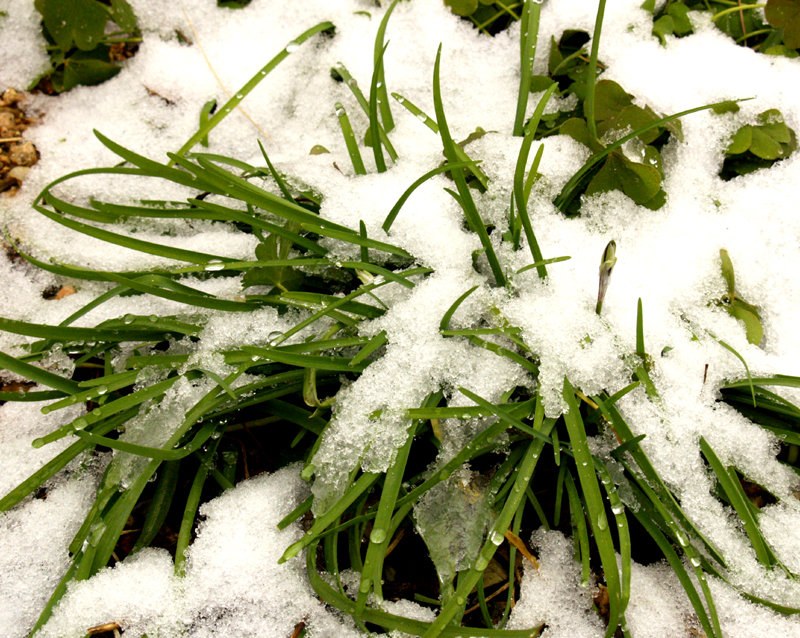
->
[1,0,800,636]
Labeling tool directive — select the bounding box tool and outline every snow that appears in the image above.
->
[1,0,799,636]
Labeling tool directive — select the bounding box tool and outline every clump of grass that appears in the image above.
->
[2,2,800,637]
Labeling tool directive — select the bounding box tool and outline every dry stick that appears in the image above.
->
[181,4,270,140]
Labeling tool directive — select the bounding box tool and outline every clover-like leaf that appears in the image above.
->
[242,230,305,292]
[61,54,121,91]
[41,0,109,52]
[444,0,479,17]
[765,0,800,49]
[585,150,663,205]
[667,2,693,35]
[718,249,763,346]
[749,127,784,160]
[110,0,137,32]
[588,80,634,122]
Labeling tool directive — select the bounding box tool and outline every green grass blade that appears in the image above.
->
[391,92,489,191]
[0,350,80,395]
[432,46,505,287]
[422,426,553,638]
[596,459,631,614]
[699,437,773,566]
[280,472,381,563]
[370,42,390,172]
[594,391,727,566]
[458,387,553,445]
[0,317,174,344]
[33,199,233,265]
[382,160,481,232]
[516,256,571,274]
[335,102,366,175]
[562,377,621,636]
[440,285,479,332]
[564,468,592,587]
[374,0,400,132]
[172,21,335,161]
[305,539,543,637]
[349,330,388,367]
[299,222,411,258]
[513,0,542,136]
[175,434,222,576]
[585,0,608,140]
[333,63,398,162]
[100,272,261,312]
[626,483,719,638]
[131,459,180,553]
[514,84,558,277]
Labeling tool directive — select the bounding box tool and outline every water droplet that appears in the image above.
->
[376,81,383,88]
[235,93,244,99]
[596,514,608,531]
[335,107,345,117]
[396,96,405,104]
[96,385,108,395]
[456,596,465,605]
[285,42,300,53]
[92,408,103,418]
[370,528,387,544]
[676,532,688,547]
[268,330,282,345]
[581,461,589,467]
[211,430,222,440]
[41,406,51,415]
[490,531,504,546]
[251,355,259,362]
[205,260,225,271]
[149,315,158,323]
[123,314,135,324]
[147,472,158,483]
[359,579,371,593]
[348,78,357,87]
[260,70,267,76]
[439,469,451,481]
[690,556,701,567]
[474,555,489,571]
[611,504,624,515]
[416,113,428,124]
[73,418,88,431]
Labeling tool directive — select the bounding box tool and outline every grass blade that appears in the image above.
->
[562,377,621,636]
[433,46,505,287]
[513,83,558,278]
[172,21,335,161]
[513,0,542,136]
[335,102,366,175]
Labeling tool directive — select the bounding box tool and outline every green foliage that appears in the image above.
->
[33,0,140,93]
[721,108,797,179]
[766,0,800,49]
[3,3,799,637]
[717,249,764,346]
[553,79,682,212]
[443,0,525,35]
[647,0,800,56]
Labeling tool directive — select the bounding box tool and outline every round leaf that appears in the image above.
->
[444,0,479,17]
[749,127,784,160]
[43,0,108,52]
[727,126,753,155]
